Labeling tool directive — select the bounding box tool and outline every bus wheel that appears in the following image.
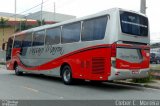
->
[90,80,102,85]
[62,65,74,85]
[15,64,23,76]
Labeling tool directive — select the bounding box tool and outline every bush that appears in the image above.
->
[132,73,153,83]
[0,62,6,65]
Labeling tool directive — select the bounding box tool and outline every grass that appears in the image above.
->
[150,64,160,71]
[151,66,160,70]
[132,72,154,83]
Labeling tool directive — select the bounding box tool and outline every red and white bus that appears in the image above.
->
[3,8,150,85]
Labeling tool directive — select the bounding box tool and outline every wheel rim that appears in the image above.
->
[15,66,19,73]
[63,68,71,82]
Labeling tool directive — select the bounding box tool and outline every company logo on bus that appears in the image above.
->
[128,16,135,21]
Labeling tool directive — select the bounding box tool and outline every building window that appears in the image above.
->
[45,27,60,45]
[81,16,107,41]
[62,22,81,43]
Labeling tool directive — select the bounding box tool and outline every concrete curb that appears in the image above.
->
[111,81,160,90]
[143,84,160,89]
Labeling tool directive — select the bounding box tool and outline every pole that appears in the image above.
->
[140,0,146,14]
[2,25,4,44]
[19,16,22,32]
[54,2,56,21]
[15,0,17,32]
[41,0,43,26]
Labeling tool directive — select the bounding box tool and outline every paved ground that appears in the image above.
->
[150,64,160,67]
[0,65,160,100]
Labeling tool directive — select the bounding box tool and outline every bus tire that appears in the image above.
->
[90,80,102,85]
[15,64,23,76]
[62,65,74,85]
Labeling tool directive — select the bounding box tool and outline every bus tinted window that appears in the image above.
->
[120,11,148,36]
[6,37,14,61]
[33,30,45,46]
[22,33,32,47]
[45,27,60,45]
[81,16,107,41]
[62,22,81,43]
[13,35,23,48]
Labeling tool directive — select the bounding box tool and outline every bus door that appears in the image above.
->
[6,37,13,62]
[5,37,14,70]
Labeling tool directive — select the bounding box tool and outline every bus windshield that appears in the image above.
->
[120,11,148,36]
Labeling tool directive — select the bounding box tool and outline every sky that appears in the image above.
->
[0,0,159,43]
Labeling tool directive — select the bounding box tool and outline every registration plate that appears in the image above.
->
[131,69,140,74]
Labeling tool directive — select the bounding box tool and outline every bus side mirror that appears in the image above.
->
[2,43,6,51]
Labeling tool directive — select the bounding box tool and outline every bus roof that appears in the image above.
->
[12,8,147,37]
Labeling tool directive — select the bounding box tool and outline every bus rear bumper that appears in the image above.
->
[108,67,150,80]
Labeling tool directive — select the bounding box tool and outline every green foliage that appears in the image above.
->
[0,17,9,28]
[16,19,46,32]
[0,62,6,65]
[20,20,27,30]
[16,20,35,32]
[37,19,45,26]
[132,73,153,83]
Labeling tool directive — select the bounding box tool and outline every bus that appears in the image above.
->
[2,8,150,85]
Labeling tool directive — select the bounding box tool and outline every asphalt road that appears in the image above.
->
[0,65,160,100]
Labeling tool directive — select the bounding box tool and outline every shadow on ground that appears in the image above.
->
[3,72,145,92]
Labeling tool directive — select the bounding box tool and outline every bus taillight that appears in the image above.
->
[111,44,117,57]
[111,44,117,67]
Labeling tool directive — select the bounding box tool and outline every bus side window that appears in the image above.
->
[61,22,81,43]
[33,30,45,46]
[13,35,23,48]
[45,27,60,45]
[22,33,32,48]
[81,16,108,41]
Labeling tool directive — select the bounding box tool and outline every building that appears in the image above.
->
[0,11,76,49]
[0,16,39,47]
[26,11,76,22]
[0,12,25,19]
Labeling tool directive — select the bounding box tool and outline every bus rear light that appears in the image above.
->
[146,53,150,57]
[111,57,116,67]
[7,64,9,68]
[111,44,117,57]
[144,50,150,57]
[111,44,117,67]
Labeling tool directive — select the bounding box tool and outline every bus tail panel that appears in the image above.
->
[109,44,150,80]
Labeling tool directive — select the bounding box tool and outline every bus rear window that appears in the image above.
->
[120,11,148,36]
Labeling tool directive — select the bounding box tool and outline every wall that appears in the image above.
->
[0,27,14,48]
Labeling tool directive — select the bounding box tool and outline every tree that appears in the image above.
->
[37,19,45,26]
[16,20,27,32]
[0,17,8,44]
[15,19,46,32]
[16,20,34,32]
